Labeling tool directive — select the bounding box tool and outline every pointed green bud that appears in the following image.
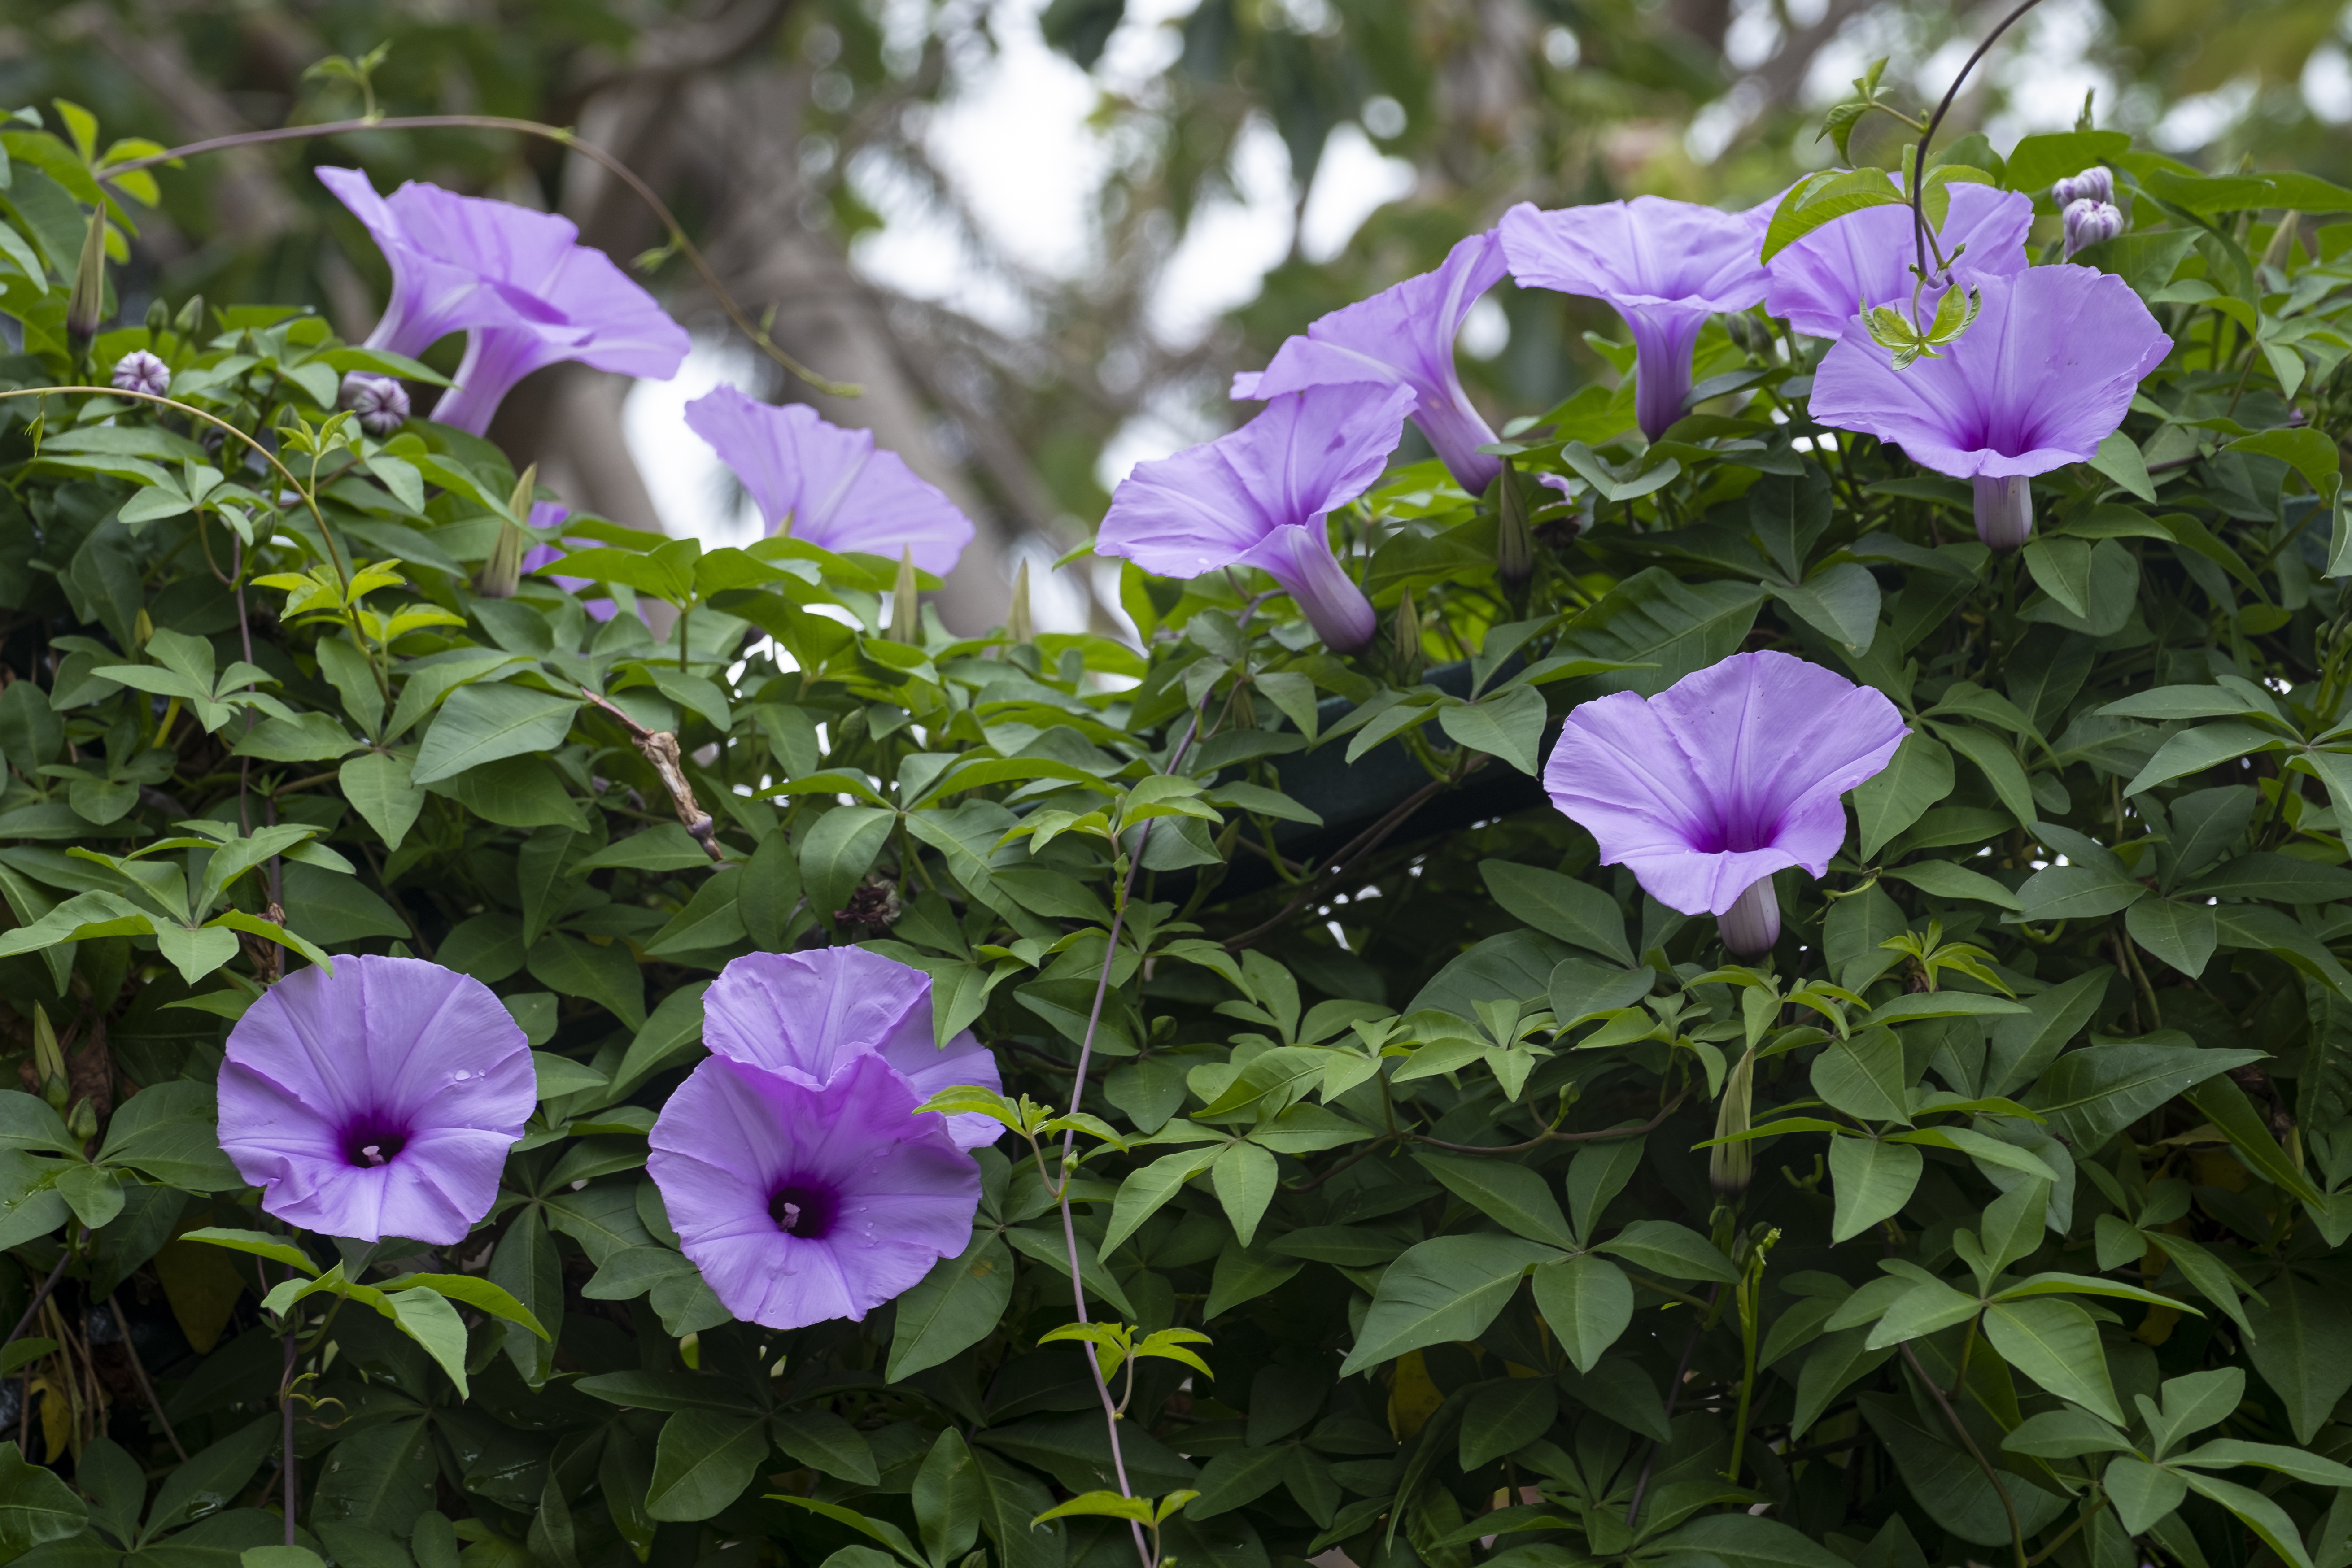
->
[1494,464,1532,588]
[891,548,920,643]
[1007,558,1033,643]
[66,207,108,348]
[173,294,205,339]
[477,521,527,599]
[1392,588,1423,684]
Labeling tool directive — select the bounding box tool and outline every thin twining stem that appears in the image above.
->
[0,385,351,588]
[1908,0,2048,283]
[99,115,855,399]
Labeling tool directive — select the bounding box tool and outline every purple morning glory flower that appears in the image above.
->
[1807,265,2171,549]
[1499,195,1775,440]
[318,166,689,436]
[1543,651,1907,956]
[217,955,536,1245]
[111,350,169,398]
[1232,231,1508,494]
[682,385,975,575]
[699,948,1004,1152]
[1096,383,1417,654]
[647,1052,980,1331]
[1765,182,2032,340]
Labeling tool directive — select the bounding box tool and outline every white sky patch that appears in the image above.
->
[1300,124,1418,263]
[621,336,767,549]
[2155,77,2257,152]
[1148,114,1299,345]
[2307,43,2352,125]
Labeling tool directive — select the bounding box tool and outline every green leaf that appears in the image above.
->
[1339,1234,1555,1374]
[2126,897,2217,979]
[1812,1027,1909,1124]
[340,753,425,852]
[0,1439,88,1557]
[2123,721,2282,797]
[2026,1044,2265,1151]
[1100,1147,1221,1257]
[1436,685,1546,775]
[385,1288,473,1398]
[1412,1151,1575,1249]
[410,684,579,785]
[2104,1456,2188,1536]
[1530,1254,1632,1373]
[1652,1515,1850,1568]
[1828,1137,1922,1243]
[1936,723,2037,828]
[769,1408,880,1486]
[887,1231,1014,1382]
[2179,1471,2317,1568]
[1477,860,1632,965]
[2182,1075,2323,1203]
[801,806,897,928]
[1551,568,1766,699]
[1775,562,1882,650]
[1982,1297,2121,1422]
[1593,1220,1739,1283]
[2228,427,2339,494]
[1855,734,1955,859]
[2243,1270,2352,1444]
[1210,1140,1278,1246]
[646,1410,770,1522]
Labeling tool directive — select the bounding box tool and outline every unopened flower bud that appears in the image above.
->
[1392,588,1424,684]
[2051,166,2114,208]
[144,299,170,338]
[66,208,108,348]
[173,295,206,339]
[1972,473,2033,551]
[110,350,169,398]
[1719,878,1780,958]
[2062,198,2125,260]
[476,520,526,599]
[1007,558,1033,643]
[340,372,410,435]
[1711,1046,1755,1198]
[891,548,921,643]
[65,1098,98,1145]
[1495,466,1533,588]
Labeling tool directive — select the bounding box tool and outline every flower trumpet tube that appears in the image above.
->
[1542,651,1906,957]
[1096,383,1416,654]
[1234,230,1509,494]
[318,166,689,435]
[1500,196,1774,440]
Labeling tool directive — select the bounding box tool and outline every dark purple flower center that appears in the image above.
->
[769,1182,839,1239]
[1685,813,1782,856]
[342,1122,410,1169]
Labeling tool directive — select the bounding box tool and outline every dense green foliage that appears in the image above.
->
[0,89,2349,1568]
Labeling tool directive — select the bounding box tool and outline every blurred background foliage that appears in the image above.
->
[0,0,2345,626]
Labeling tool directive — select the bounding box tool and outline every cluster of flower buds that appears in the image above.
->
[2055,165,2125,259]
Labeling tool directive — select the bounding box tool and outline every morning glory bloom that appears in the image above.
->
[1499,196,1773,440]
[1808,265,2170,549]
[1765,182,2032,340]
[1233,231,1508,494]
[318,166,690,436]
[1543,651,1907,957]
[217,955,536,1245]
[648,1053,980,1331]
[1097,383,1416,654]
[2063,199,2126,260]
[683,385,974,575]
[700,948,1004,1151]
